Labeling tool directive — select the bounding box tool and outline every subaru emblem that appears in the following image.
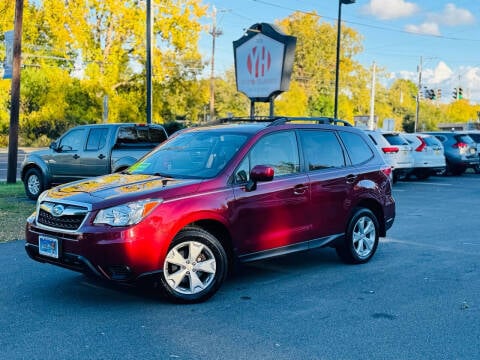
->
[52,204,65,217]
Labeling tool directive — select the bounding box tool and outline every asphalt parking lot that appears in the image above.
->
[0,174,479,359]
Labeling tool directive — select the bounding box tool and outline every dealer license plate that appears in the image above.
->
[39,236,59,259]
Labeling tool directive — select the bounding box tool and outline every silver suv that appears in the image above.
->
[364,130,414,182]
[402,133,446,179]
[423,131,479,175]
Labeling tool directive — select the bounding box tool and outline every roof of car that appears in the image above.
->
[185,116,356,135]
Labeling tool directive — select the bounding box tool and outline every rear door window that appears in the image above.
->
[86,128,109,151]
[299,130,345,171]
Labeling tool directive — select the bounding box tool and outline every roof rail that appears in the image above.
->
[214,116,352,127]
[268,117,352,127]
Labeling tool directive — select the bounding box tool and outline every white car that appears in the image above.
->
[402,133,446,179]
[364,130,414,182]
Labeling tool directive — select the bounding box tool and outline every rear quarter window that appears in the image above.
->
[340,132,374,165]
[383,134,408,146]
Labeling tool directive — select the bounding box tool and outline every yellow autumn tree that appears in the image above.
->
[37,0,206,123]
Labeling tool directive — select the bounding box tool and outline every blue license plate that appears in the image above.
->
[39,236,59,259]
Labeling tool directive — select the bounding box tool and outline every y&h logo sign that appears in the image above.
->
[235,33,284,99]
[247,45,272,79]
[234,23,296,102]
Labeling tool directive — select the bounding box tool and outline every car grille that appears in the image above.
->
[37,202,89,231]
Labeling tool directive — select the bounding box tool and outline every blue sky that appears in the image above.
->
[198,0,480,103]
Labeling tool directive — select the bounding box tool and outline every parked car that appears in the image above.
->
[363,130,414,182]
[25,117,396,303]
[21,123,168,200]
[422,131,479,175]
[401,133,446,179]
[464,130,480,173]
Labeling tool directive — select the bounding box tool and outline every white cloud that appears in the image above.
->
[460,67,480,102]
[391,63,480,103]
[427,3,475,27]
[405,22,440,35]
[430,62,453,85]
[361,0,419,20]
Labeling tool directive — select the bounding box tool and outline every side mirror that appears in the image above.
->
[49,141,58,151]
[246,165,274,192]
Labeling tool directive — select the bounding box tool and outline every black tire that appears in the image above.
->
[158,226,228,304]
[24,168,45,200]
[336,208,379,264]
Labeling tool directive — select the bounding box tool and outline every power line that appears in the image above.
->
[251,0,480,42]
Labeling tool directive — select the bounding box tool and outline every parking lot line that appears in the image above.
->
[406,181,452,186]
[381,237,479,255]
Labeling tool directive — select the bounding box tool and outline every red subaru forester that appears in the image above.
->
[25,117,395,303]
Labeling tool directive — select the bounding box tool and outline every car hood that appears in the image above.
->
[44,173,202,204]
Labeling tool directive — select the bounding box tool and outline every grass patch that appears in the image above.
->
[0,182,36,243]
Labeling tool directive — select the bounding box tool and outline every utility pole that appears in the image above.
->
[7,0,24,184]
[209,6,222,122]
[415,56,422,133]
[146,0,152,124]
[368,61,376,130]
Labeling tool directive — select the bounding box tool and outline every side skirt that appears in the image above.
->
[238,233,344,263]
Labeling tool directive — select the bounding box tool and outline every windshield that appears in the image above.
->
[129,130,249,179]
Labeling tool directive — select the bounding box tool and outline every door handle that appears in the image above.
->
[98,154,106,159]
[346,174,357,184]
[72,154,80,159]
[293,184,308,195]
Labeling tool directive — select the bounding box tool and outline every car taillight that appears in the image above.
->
[382,147,399,153]
[382,166,392,178]
[453,142,467,148]
[415,136,427,152]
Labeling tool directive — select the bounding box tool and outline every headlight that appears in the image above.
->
[94,199,163,226]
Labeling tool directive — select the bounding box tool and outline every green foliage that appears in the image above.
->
[0,182,36,242]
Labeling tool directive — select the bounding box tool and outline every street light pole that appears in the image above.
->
[334,0,355,120]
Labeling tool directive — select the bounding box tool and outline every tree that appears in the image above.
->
[38,0,206,123]
[277,11,364,121]
[445,99,479,123]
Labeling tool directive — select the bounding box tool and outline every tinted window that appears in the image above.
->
[433,135,446,143]
[117,126,167,146]
[86,128,109,151]
[59,128,85,151]
[299,130,345,171]
[340,132,374,165]
[383,134,408,145]
[234,131,300,182]
[367,134,378,146]
[424,136,441,147]
[467,133,480,142]
[456,135,475,144]
[149,127,168,143]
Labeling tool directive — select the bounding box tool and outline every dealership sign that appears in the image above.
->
[233,23,296,102]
